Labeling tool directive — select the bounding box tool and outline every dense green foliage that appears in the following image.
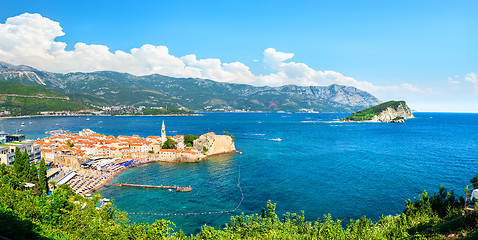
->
[184,134,199,147]
[2,157,478,239]
[0,82,91,116]
[13,147,35,183]
[162,138,177,149]
[142,107,195,115]
[341,101,407,121]
[0,82,64,97]
[28,161,38,183]
[38,158,48,195]
[13,148,23,178]
[470,174,478,189]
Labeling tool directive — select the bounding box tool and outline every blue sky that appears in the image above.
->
[1,0,477,112]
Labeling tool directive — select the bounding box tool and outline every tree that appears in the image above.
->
[471,174,478,189]
[13,147,22,175]
[184,134,199,147]
[28,163,38,182]
[49,181,56,191]
[21,149,30,180]
[38,158,48,195]
[162,138,177,149]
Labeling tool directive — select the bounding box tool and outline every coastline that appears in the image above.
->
[340,116,415,123]
[85,150,237,195]
[85,157,181,195]
[0,113,203,119]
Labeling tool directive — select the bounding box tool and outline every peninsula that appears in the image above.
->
[1,122,236,195]
[341,100,414,123]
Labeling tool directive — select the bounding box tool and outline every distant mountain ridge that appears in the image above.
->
[0,61,382,112]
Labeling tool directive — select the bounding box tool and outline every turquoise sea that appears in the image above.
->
[2,113,478,234]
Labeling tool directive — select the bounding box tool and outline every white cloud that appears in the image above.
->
[0,13,430,98]
[448,75,460,91]
[464,73,478,93]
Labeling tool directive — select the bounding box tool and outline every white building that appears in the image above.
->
[0,141,41,165]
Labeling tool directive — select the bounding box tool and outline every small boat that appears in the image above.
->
[271,138,282,141]
[86,118,90,121]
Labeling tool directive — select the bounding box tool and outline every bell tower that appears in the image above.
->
[161,120,166,144]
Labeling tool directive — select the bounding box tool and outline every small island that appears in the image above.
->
[341,100,414,123]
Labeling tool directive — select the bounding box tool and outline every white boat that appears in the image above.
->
[271,138,282,141]
[86,118,90,121]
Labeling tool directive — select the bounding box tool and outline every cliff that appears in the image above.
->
[193,132,236,156]
[341,100,414,123]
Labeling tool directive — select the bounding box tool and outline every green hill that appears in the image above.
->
[0,82,64,97]
[0,82,93,116]
[341,100,413,122]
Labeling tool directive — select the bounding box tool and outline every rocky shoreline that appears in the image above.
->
[341,100,414,123]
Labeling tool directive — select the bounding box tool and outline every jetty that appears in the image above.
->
[113,183,192,192]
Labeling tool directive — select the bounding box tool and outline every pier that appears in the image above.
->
[113,183,192,192]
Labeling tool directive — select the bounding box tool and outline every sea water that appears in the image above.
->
[2,113,478,234]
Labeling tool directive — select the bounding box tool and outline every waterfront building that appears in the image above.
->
[0,140,41,165]
[36,129,194,168]
[6,134,26,143]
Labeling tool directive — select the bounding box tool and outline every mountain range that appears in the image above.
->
[0,61,382,112]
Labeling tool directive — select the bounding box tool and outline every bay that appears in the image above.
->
[2,112,478,234]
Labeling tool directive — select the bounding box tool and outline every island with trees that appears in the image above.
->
[341,100,414,123]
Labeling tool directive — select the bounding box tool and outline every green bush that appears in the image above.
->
[1,162,478,239]
[470,174,478,189]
